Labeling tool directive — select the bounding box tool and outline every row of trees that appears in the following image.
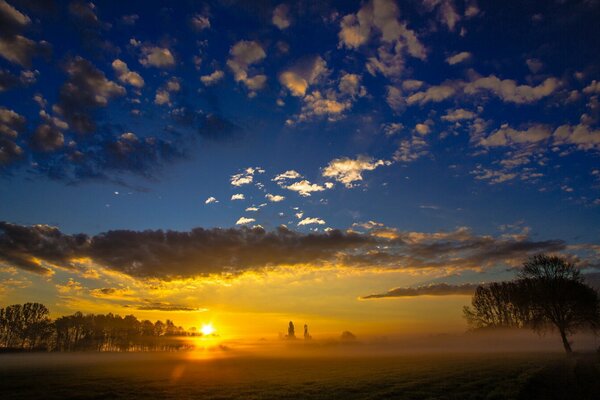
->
[463,254,600,353]
[0,304,197,352]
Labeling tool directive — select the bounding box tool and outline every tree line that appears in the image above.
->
[464,254,600,353]
[0,304,198,352]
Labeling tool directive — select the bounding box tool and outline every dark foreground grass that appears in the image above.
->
[0,352,598,399]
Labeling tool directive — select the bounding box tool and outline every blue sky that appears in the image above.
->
[0,0,599,329]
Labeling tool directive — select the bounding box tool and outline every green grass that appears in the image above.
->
[1,352,598,399]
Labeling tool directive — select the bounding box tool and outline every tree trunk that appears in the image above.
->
[559,328,572,354]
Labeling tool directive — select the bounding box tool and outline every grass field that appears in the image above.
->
[1,351,599,399]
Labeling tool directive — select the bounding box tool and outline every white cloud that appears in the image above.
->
[298,217,326,226]
[200,70,224,86]
[231,194,245,201]
[272,4,291,29]
[445,51,471,65]
[205,196,218,204]
[266,193,285,202]
[322,155,389,188]
[112,59,144,88]
[273,170,302,181]
[236,217,255,225]
[139,46,175,68]
[227,40,267,91]
[284,180,326,197]
[245,206,259,212]
[231,167,264,186]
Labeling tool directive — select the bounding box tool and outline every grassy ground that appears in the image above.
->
[0,352,598,399]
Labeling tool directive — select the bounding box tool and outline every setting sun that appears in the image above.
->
[200,323,215,336]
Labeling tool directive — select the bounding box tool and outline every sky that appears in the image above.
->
[1,0,600,339]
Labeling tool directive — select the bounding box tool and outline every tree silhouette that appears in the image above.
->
[1,303,196,352]
[518,254,600,353]
[464,254,600,353]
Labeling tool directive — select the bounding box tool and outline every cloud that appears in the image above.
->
[441,108,476,122]
[236,217,255,225]
[200,70,224,86]
[322,155,389,188]
[553,123,600,151]
[154,89,170,105]
[279,56,328,97]
[445,51,471,65]
[191,13,210,31]
[464,76,560,104]
[227,40,267,91]
[30,124,64,152]
[265,193,285,202]
[283,179,326,197]
[361,282,480,299]
[424,0,461,31]
[406,81,458,105]
[477,124,552,148]
[0,0,51,67]
[339,0,425,57]
[393,134,429,163]
[404,75,560,107]
[231,193,245,201]
[297,217,326,226]
[339,0,426,80]
[139,45,175,68]
[0,222,574,280]
[273,170,302,181]
[56,57,125,133]
[272,4,291,29]
[205,196,218,204]
[112,59,144,88]
[231,167,263,186]
[415,123,430,135]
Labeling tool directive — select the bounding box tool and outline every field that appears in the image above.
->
[1,351,599,399]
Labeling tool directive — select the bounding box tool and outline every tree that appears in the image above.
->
[463,282,531,329]
[464,254,600,353]
[518,254,600,353]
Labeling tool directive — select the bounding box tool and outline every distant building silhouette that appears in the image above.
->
[287,321,295,339]
[304,323,312,340]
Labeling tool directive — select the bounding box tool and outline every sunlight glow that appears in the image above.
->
[201,323,215,336]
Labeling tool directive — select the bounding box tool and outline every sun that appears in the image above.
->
[200,323,215,336]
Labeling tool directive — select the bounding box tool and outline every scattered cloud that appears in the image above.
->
[231,193,245,201]
[236,216,255,225]
[200,70,224,86]
[272,4,291,30]
[298,217,326,226]
[205,196,218,204]
[139,45,176,68]
[227,40,267,91]
[266,193,285,202]
[112,59,144,88]
[322,155,389,188]
[445,51,471,65]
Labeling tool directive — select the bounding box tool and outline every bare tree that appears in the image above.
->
[464,254,600,353]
